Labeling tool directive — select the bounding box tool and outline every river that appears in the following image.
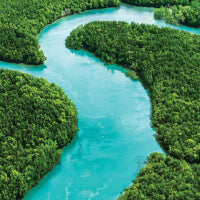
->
[0,4,199,200]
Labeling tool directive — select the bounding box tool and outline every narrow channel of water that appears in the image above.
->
[0,4,199,200]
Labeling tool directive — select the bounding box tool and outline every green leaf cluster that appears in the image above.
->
[66,21,200,198]
[0,69,78,200]
[0,0,120,65]
[125,70,139,80]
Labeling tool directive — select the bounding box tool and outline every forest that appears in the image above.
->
[154,0,200,27]
[122,0,200,27]
[1,0,199,199]
[0,69,78,200]
[0,0,120,65]
[122,0,190,7]
[119,152,200,199]
[65,21,200,198]
[1,0,198,66]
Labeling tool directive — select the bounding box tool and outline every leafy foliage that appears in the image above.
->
[121,0,190,8]
[155,1,200,27]
[125,70,139,80]
[0,69,78,200]
[121,0,200,27]
[66,21,200,198]
[119,152,200,200]
[0,0,120,65]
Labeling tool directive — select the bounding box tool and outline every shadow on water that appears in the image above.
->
[0,61,47,73]
[68,49,128,74]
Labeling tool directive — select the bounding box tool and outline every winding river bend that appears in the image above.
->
[1,4,199,200]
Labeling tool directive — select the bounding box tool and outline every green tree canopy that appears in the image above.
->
[0,69,78,200]
[0,0,120,65]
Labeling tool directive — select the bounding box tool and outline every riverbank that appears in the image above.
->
[1,4,198,200]
[22,5,164,200]
[0,0,120,65]
[65,20,200,199]
[0,69,78,200]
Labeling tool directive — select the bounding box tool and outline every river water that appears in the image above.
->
[0,4,199,200]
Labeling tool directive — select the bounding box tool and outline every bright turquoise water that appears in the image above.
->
[0,4,199,200]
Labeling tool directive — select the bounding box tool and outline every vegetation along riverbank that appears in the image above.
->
[0,69,78,200]
[0,0,120,65]
[1,0,199,199]
[0,0,199,66]
[122,0,200,27]
[154,1,200,27]
[66,21,200,199]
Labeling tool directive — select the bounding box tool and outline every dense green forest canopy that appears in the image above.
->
[0,0,198,66]
[65,21,200,198]
[0,0,120,65]
[154,0,200,27]
[122,0,191,7]
[119,152,200,199]
[122,0,200,27]
[0,69,78,200]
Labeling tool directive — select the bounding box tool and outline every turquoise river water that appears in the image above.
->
[0,4,199,200]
